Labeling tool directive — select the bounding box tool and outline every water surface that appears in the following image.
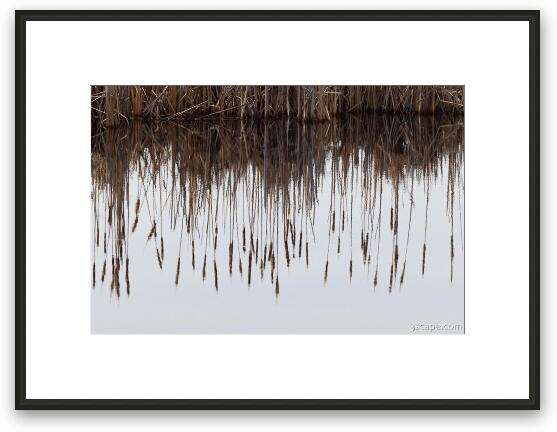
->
[91,115,464,334]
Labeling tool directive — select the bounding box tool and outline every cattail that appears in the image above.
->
[125,257,130,295]
[305,242,309,267]
[114,263,120,298]
[260,259,264,279]
[248,250,253,286]
[422,243,426,275]
[96,222,99,247]
[275,278,280,299]
[373,269,378,288]
[92,262,96,287]
[255,239,259,261]
[250,231,254,252]
[132,192,140,233]
[202,254,207,280]
[116,261,121,297]
[284,240,290,267]
[112,255,120,297]
[103,232,106,254]
[101,259,106,282]
[349,260,353,279]
[156,247,162,269]
[175,257,181,286]
[365,233,369,257]
[400,263,406,286]
[390,208,393,230]
[332,211,336,232]
[242,227,246,252]
[191,240,195,270]
[298,232,302,257]
[337,236,341,253]
[213,259,218,291]
[161,237,164,261]
[394,244,399,273]
[238,257,243,276]
[263,244,267,266]
[228,241,233,275]
[148,222,156,241]
[389,263,394,292]
[324,260,329,284]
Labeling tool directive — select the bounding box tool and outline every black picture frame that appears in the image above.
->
[15,9,540,410]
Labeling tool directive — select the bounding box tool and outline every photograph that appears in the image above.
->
[16,9,539,411]
[90,85,464,334]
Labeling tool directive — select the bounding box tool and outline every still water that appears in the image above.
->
[91,115,464,334]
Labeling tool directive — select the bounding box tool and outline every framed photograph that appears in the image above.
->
[15,10,539,409]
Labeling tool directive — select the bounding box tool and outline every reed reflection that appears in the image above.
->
[91,115,463,302]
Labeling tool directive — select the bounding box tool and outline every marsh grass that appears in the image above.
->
[92,85,463,131]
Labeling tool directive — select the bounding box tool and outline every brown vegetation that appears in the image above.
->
[91,85,463,131]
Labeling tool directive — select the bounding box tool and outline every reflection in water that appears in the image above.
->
[91,115,464,334]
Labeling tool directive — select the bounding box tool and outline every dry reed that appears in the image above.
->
[92,85,463,131]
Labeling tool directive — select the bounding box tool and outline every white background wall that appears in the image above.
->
[0,0,551,430]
